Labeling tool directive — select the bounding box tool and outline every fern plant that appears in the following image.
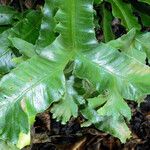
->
[0,0,150,149]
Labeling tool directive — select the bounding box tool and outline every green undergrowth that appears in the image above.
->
[0,0,150,149]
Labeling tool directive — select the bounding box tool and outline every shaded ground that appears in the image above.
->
[22,96,150,150]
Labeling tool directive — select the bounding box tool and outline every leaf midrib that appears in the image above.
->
[78,53,149,81]
[112,0,132,29]
[2,50,76,106]
[68,0,76,50]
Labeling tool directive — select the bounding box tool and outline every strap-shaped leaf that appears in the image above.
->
[108,0,140,30]
[101,3,114,42]
[10,0,57,59]
[55,0,98,51]
[0,31,15,75]
[10,11,42,44]
[135,32,150,61]
[0,55,66,144]
[132,2,150,27]
[36,0,56,50]
[39,0,98,58]
[80,95,106,127]
[0,46,15,75]
[0,11,42,75]
[96,87,131,143]
[51,76,79,124]
[81,106,103,125]
[0,0,98,140]
[108,29,150,62]
[0,6,21,25]
[10,37,36,58]
[74,43,150,142]
[81,88,131,143]
[139,0,150,5]
[0,0,82,148]
[1,0,150,147]
[74,43,150,101]
[38,0,97,124]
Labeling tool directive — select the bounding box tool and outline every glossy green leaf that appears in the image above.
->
[10,0,56,61]
[96,86,131,143]
[87,95,107,109]
[51,76,78,124]
[108,29,150,62]
[96,115,131,143]
[36,0,56,50]
[0,0,97,147]
[0,55,66,146]
[0,11,42,75]
[132,0,150,27]
[82,88,131,143]
[10,37,36,58]
[0,46,15,75]
[108,0,140,30]
[38,0,98,57]
[0,0,97,143]
[0,0,150,147]
[101,3,114,42]
[10,11,42,44]
[79,96,105,127]
[74,43,150,101]
[82,104,131,143]
[40,0,98,123]
[12,56,28,66]
[135,32,150,61]
[108,29,137,51]
[74,42,150,141]
[81,106,103,125]
[0,6,21,25]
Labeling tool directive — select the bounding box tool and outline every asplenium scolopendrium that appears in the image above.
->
[0,0,150,149]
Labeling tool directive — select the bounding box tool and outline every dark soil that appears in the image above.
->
[22,96,150,150]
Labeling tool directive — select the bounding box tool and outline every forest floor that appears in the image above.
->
[22,96,150,150]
